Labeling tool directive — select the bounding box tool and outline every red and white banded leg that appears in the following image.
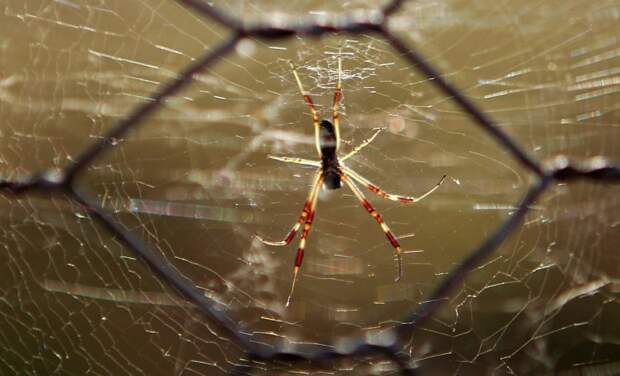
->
[289,61,322,157]
[286,173,323,306]
[340,172,403,282]
[332,54,343,152]
[256,171,322,246]
[342,165,446,203]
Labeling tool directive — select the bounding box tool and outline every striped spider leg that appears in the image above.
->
[289,61,324,157]
[342,165,447,204]
[256,169,322,247]
[340,127,384,162]
[332,53,343,152]
[287,172,322,306]
[256,169,323,306]
[339,172,405,281]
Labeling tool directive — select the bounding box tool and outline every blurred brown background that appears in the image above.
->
[1,0,619,374]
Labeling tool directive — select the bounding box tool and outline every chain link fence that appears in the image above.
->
[1,1,619,374]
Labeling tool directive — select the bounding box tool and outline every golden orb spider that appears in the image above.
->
[258,57,446,306]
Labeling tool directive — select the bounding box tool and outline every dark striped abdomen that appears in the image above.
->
[319,119,341,190]
[323,166,341,190]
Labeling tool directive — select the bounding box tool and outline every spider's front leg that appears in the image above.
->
[332,54,343,152]
[289,61,322,157]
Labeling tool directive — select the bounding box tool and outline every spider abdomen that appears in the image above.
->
[323,168,341,190]
[322,152,341,189]
[319,119,342,189]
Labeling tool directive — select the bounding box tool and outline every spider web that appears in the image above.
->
[1,0,619,375]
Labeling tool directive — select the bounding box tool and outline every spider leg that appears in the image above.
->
[267,155,321,168]
[340,128,384,162]
[289,61,322,157]
[287,173,323,307]
[256,170,322,246]
[340,172,403,282]
[332,54,343,152]
[342,166,446,203]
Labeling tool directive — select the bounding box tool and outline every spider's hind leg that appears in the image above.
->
[256,170,322,246]
[287,173,323,306]
[343,166,446,203]
[340,171,403,282]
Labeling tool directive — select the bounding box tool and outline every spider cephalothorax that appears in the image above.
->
[257,57,446,306]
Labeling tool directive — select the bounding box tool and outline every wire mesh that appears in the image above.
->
[1,0,619,374]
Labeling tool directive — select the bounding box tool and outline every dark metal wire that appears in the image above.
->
[1,0,619,374]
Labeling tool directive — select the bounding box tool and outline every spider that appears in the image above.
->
[258,56,446,306]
